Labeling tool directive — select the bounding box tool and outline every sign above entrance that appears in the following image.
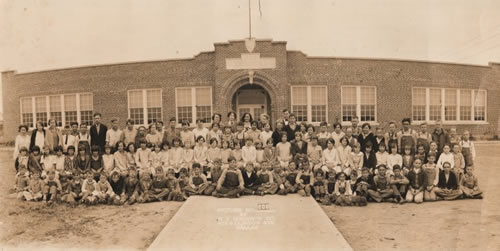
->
[226,53,276,70]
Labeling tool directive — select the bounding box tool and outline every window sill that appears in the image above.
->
[411,121,489,126]
[341,121,379,127]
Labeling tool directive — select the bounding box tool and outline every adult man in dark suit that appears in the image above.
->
[90,113,108,151]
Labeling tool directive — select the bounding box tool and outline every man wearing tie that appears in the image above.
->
[90,113,108,152]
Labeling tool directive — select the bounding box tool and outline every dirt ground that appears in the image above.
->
[1,143,499,250]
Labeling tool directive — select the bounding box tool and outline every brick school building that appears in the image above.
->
[2,39,500,141]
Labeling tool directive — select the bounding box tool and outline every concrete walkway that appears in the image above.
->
[148,194,352,251]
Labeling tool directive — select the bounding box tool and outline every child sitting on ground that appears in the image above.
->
[406,158,425,204]
[334,172,353,206]
[256,162,278,196]
[96,174,115,204]
[296,163,314,197]
[12,167,29,200]
[313,170,326,201]
[43,169,62,205]
[390,165,409,204]
[151,166,170,201]
[353,168,373,199]
[368,165,394,202]
[461,166,483,199]
[184,163,209,196]
[81,171,99,205]
[137,173,155,203]
[165,168,186,201]
[24,173,44,201]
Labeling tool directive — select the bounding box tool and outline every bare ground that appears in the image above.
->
[1,143,499,250]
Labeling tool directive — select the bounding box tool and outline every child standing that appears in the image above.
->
[192,119,209,143]
[323,138,341,173]
[277,133,292,168]
[149,144,163,176]
[401,145,414,176]
[181,141,194,176]
[317,122,330,150]
[232,140,244,168]
[136,140,152,175]
[414,144,427,164]
[260,123,273,148]
[375,143,389,167]
[255,141,265,166]
[169,138,184,176]
[207,138,221,172]
[89,145,104,181]
[220,140,232,168]
[406,159,425,203]
[459,130,476,167]
[386,143,402,175]
[102,144,115,177]
[242,138,257,167]
[194,136,208,168]
[348,143,363,177]
[308,137,323,172]
[180,121,195,148]
[416,123,432,153]
[363,142,377,173]
[337,137,352,171]
[113,142,128,177]
[330,123,345,148]
[437,144,455,170]
[263,138,278,164]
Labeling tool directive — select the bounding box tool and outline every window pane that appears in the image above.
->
[342,105,356,122]
[195,88,211,122]
[292,105,307,122]
[444,89,457,121]
[195,88,211,106]
[176,88,192,107]
[64,95,77,126]
[129,90,143,109]
[147,107,162,124]
[49,96,61,112]
[460,90,472,121]
[80,94,93,126]
[146,90,162,108]
[429,89,441,121]
[177,107,192,124]
[130,108,144,125]
[342,87,356,105]
[311,105,326,122]
[21,98,33,127]
[311,86,326,105]
[35,97,47,125]
[65,111,77,126]
[412,88,426,121]
[80,93,93,111]
[196,106,211,123]
[292,87,307,105]
[360,105,376,121]
[474,90,486,121]
[360,87,376,105]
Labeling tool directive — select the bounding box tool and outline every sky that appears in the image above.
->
[1,0,500,116]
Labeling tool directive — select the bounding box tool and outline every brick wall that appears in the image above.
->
[2,39,499,142]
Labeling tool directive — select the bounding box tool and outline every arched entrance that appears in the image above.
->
[232,84,272,122]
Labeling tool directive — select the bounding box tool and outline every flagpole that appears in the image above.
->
[248,0,252,38]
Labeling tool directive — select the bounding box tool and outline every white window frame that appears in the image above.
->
[340,85,377,126]
[19,93,93,129]
[411,87,488,125]
[290,85,328,126]
[174,87,213,127]
[127,88,163,127]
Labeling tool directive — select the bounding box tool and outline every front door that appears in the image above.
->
[237,104,266,121]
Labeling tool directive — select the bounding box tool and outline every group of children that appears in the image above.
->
[11,115,483,207]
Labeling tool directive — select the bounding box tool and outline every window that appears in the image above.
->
[19,93,93,128]
[291,86,308,122]
[341,86,376,123]
[127,89,162,125]
[64,94,78,126]
[175,87,213,124]
[21,97,33,127]
[290,86,327,124]
[444,89,457,121]
[49,96,62,126]
[80,93,94,126]
[412,88,487,123]
[35,97,48,126]
[412,88,426,121]
[474,90,486,121]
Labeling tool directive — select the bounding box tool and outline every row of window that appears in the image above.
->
[19,86,487,127]
[20,93,93,128]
